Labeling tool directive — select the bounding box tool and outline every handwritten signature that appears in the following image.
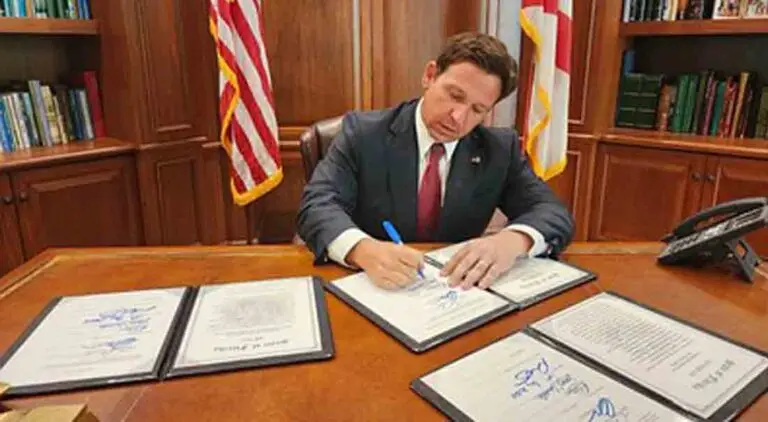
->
[511,357,552,399]
[535,374,590,401]
[588,397,617,422]
[511,358,591,401]
[84,305,156,323]
[83,306,155,333]
[82,337,137,355]
[214,338,289,353]
[435,290,459,310]
[515,357,551,387]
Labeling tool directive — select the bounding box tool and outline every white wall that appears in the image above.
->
[483,0,522,128]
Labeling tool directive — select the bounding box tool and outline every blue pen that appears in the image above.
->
[382,220,425,279]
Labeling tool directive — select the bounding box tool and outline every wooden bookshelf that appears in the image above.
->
[0,138,134,171]
[620,19,768,37]
[0,17,98,35]
[606,128,768,160]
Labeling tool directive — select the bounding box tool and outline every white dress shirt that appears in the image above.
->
[326,98,546,266]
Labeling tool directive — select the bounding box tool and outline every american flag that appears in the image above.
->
[520,0,572,181]
[209,0,282,205]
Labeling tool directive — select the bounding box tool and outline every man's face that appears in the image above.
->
[420,60,501,142]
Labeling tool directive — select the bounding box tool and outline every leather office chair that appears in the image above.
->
[299,115,344,182]
[247,116,342,246]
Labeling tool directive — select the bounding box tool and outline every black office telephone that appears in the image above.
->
[658,196,768,282]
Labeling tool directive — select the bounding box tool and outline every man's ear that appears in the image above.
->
[422,60,438,89]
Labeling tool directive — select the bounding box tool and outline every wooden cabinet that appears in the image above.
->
[97,0,218,245]
[703,156,768,206]
[0,154,142,275]
[702,156,768,257]
[12,156,142,259]
[547,135,597,241]
[100,0,217,146]
[591,144,706,241]
[136,144,208,245]
[0,174,25,276]
[591,143,768,256]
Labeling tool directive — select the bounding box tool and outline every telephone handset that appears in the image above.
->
[658,196,768,282]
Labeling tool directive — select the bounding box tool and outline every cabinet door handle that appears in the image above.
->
[1,195,12,205]
[706,174,716,183]
[18,192,28,202]
[691,172,702,181]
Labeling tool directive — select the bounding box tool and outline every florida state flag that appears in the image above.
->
[520,0,572,180]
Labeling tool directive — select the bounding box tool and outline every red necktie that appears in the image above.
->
[417,143,445,241]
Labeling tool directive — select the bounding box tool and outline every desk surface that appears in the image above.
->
[0,242,766,421]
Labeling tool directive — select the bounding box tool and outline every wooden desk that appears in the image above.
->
[1,243,766,421]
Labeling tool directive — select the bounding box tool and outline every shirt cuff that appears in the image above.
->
[327,228,371,268]
[505,224,547,257]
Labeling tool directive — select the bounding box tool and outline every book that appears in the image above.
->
[615,73,664,129]
[326,244,596,353]
[656,84,676,131]
[0,78,99,153]
[713,0,744,17]
[743,0,768,17]
[412,292,768,421]
[754,87,768,138]
[0,276,334,398]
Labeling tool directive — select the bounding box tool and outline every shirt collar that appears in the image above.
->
[415,98,458,162]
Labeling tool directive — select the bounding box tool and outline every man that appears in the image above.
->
[297,32,573,290]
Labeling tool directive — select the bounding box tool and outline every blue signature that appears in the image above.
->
[511,358,591,401]
[511,357,552,399]
[83,306,155,333]
[84,306,156,323]
[436,290,459,310]
[82,337,137,354]
[588,397,616,422]
[515,357,551,387]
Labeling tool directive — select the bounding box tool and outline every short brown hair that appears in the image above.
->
[435,32,518,103]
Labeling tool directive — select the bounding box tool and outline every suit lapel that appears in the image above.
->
[437,132,484,240]
[385,102,419,240]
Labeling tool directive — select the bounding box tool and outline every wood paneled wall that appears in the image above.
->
[369,0,482,109]
[263,0,483,121]
[263,0,358,127]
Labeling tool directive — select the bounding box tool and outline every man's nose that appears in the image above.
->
[450,105,469,126]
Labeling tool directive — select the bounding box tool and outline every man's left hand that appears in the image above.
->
[441,230,532,290]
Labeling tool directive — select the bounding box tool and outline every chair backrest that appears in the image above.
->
[299,115,344,182]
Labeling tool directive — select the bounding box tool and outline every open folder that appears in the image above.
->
[412,292,768,421]
[326,244,596,353]
[0,276,334,398]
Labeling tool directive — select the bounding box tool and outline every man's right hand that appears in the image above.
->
[346,238,424,289]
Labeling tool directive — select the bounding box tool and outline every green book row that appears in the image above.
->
[616,71,768,139]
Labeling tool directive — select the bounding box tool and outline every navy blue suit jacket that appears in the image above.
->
[296,99,574,263]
